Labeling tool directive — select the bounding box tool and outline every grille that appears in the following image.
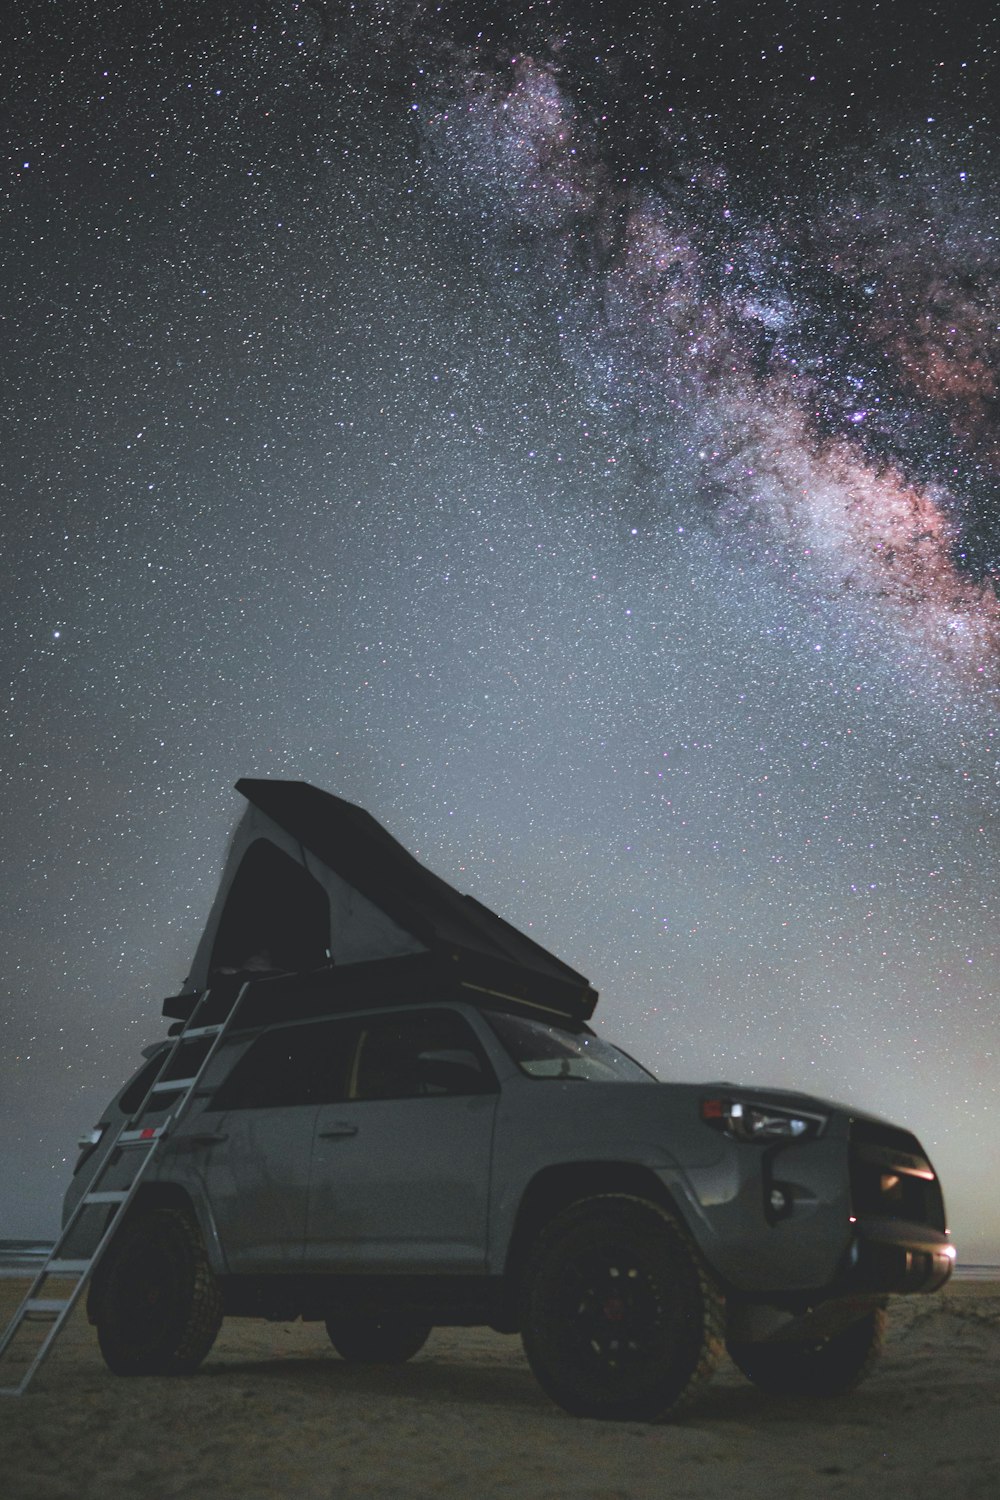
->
[848,1119,946,1230]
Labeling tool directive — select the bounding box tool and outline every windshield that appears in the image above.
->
[485,1010,657,1083]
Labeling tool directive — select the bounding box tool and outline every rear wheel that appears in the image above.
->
[92,1207,222,1375]
[520,1195,724,1420]
[727,1306,887,1396]
[324,1311,431,1364]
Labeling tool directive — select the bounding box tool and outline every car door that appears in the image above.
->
[306,1008,499,1273]
[193,1018,354,1272]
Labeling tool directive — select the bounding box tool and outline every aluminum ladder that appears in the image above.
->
[0,983,246,1395]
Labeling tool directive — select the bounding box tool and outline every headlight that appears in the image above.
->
[701,1097,827,1141]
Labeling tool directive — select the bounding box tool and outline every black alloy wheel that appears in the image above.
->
[91,1206,222,1376]
[521,1194,724,1420]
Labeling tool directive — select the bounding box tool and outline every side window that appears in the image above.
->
[350,1010,497,1102]
[119,1051,168,1116]
[212,1019,357,1110]
[484,1010,656,1083]
[119,1039,214,1117]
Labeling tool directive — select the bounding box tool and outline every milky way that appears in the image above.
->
[2,2,998,1260]
[417,44,1000,678]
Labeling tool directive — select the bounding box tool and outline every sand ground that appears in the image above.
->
[0,1280,997,1500]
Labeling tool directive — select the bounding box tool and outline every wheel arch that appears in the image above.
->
[498,1162,686,1330]
[87,1182,224,1323]
[136,1180,227,1273]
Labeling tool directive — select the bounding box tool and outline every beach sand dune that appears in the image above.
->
[1,1282,996,1499]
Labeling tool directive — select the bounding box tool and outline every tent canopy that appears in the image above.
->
[175,779,598,1022]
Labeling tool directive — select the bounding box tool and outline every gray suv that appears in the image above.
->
[63,781,953,1420]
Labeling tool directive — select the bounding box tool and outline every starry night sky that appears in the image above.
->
[3,2,999,1260]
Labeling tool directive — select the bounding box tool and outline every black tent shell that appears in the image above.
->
[170,780,598,1024]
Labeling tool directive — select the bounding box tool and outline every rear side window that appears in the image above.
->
[350,1010,497,1101]
[119,1051,168,1115]
[119,1039,216,1117]
[212,1018,357,1110]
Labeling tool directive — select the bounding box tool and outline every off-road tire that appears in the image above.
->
[727,1306,888,1396]
[91,1207,222,1376]
[324,1311,432,1363]
[520,1194,724,1421]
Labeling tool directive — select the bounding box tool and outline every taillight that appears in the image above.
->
[73,1123,107,1175]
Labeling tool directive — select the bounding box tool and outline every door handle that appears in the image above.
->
[318,1123,358,1138]
[166,1133,228,1153]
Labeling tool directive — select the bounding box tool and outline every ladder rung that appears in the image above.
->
[150,1077,196,1092]
[25,1299,69,1317]
[84,1190,129,1204]
[45,1260,90,1274]
[182,1024,223,1039]
[119,1127,165,1143]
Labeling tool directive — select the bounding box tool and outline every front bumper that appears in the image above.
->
[726,1215,954,1343]
[839,1217,954,1295]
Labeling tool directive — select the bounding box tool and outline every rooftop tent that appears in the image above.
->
[179,779,598,1020]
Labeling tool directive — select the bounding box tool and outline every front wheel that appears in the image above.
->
[520,1195,724,1421]
[91,1206,222,1376]
[727,1306,887,1396]
[325,1311,431,1364]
